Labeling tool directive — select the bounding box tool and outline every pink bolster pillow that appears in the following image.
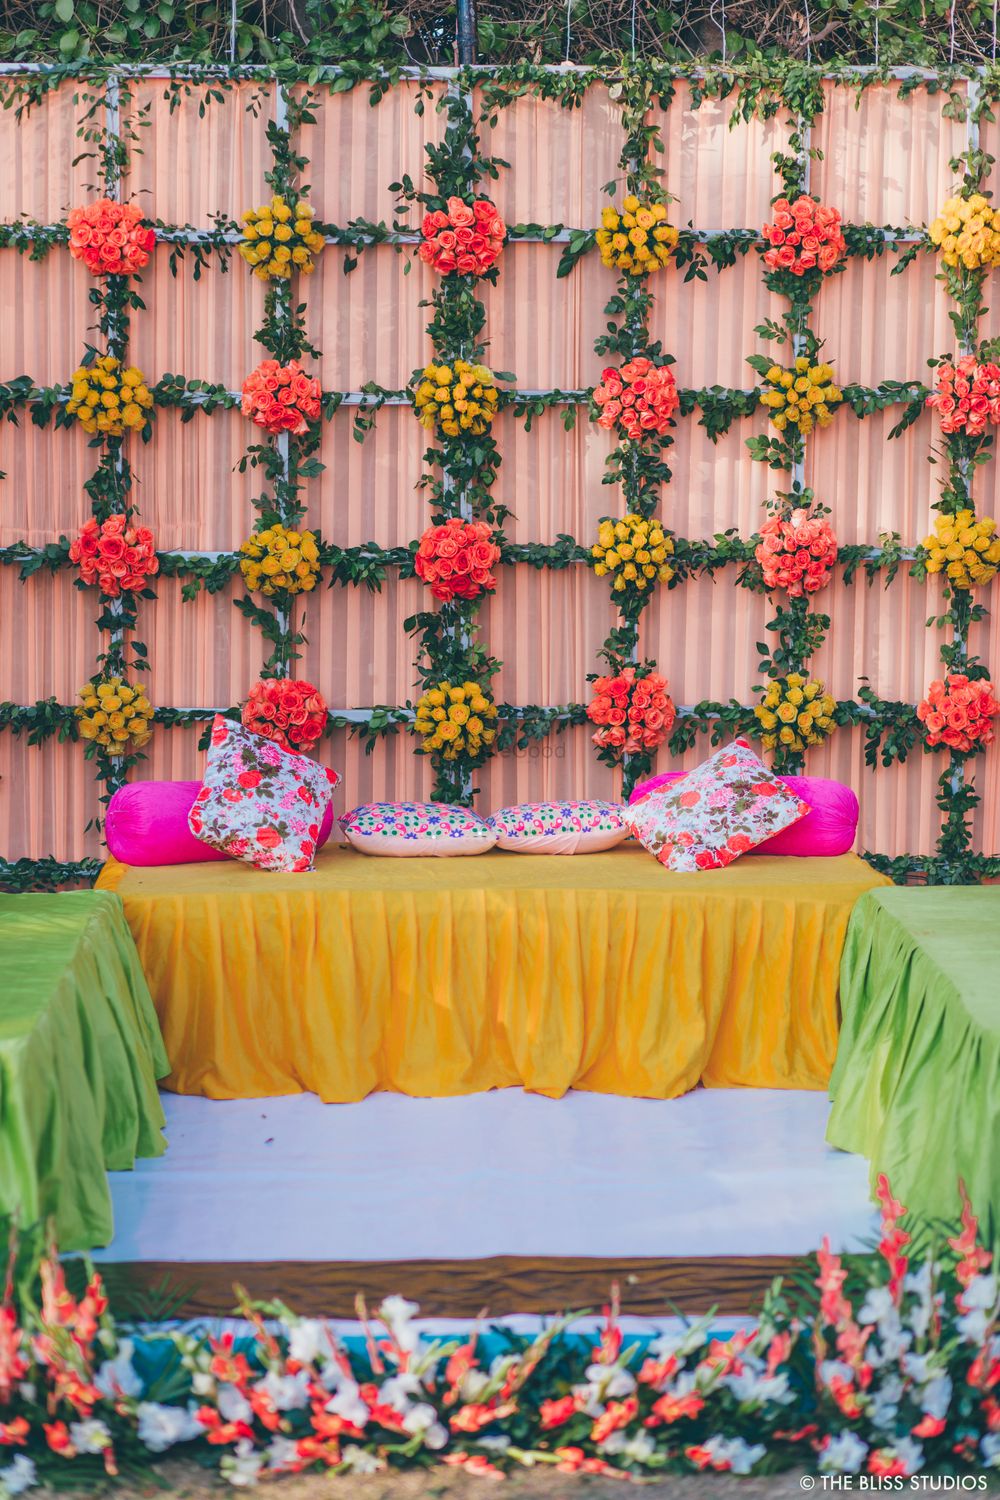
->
[629,772,859,857]
[105,779,335,867]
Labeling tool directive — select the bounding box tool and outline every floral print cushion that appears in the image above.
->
[339,801,496,857]
[188,715,339,873]
[488,800,628,855]
[626,738,810,872]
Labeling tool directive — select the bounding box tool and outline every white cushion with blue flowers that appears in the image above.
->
[487,800,628,855]
[338,801,496,856]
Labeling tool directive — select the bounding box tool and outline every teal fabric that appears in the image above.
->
[827,886,1000,1242]
[0,891,168,1251]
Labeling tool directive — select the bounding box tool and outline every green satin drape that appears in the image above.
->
[827,886,1000,1244]
[0,891,168,1251]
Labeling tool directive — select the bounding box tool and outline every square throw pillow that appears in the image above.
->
[339,801,496,856]
[488,800,628,855]
[626,737,810,872]
[189,715,339,873]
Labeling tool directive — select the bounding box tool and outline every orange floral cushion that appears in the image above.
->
[189,715,339,873]
[626,738,809,872]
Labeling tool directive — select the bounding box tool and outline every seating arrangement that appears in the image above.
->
[97,844,888,1102]
[4,47,1000,1489]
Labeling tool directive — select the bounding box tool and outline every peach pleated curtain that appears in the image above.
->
[0,78,995,861]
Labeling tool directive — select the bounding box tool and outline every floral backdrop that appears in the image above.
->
[1,67,1000,886]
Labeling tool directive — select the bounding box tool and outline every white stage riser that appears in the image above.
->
[93,1087,878,1264]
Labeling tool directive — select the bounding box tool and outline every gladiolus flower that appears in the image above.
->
[949,1179,993,1290]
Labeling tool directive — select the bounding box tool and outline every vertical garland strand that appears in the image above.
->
[402,77,506,803]
[271,86,294,680]
[587,69,681,800]
[783,105,815,777]
[927,78,997,881]
[446,77,477,803]
[100,73,130,696]
[234,83,325,681]
[746,76,839,776]
[76,74,154,812]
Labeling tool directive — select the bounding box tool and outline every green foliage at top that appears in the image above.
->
[4,0,1000,68]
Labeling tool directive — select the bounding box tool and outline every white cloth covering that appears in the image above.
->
[93,1086,878,1264]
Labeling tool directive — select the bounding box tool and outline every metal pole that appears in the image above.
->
[457,0,478,64]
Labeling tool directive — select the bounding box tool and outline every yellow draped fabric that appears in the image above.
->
[96,847,889,1102]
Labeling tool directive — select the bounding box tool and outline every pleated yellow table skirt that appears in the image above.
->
[96,846,889,1102]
